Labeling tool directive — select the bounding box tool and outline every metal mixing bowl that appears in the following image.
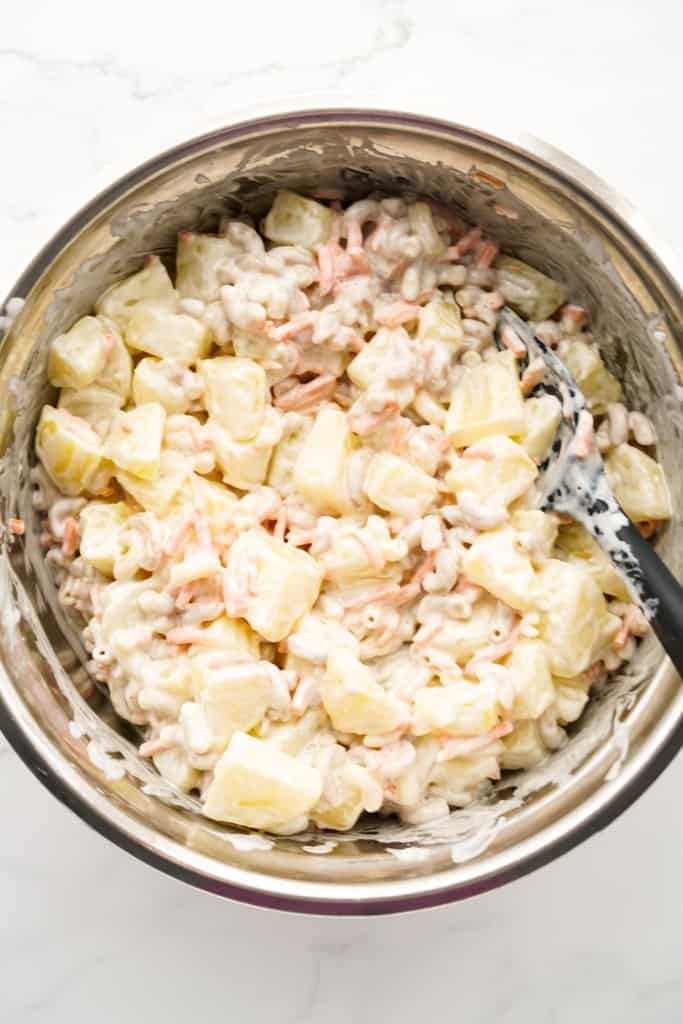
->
[1,108,682,915]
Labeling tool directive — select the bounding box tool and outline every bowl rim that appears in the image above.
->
[1,105,682,916]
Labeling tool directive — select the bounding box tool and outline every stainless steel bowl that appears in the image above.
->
[1,108,682,915]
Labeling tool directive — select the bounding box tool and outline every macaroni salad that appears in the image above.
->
[31,191,672,834]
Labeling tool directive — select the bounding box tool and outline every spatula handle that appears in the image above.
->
[614,522,683,675]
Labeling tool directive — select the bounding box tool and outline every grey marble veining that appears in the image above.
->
[1,2,682,1020]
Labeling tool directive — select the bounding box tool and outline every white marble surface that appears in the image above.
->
[1,1,682,1019]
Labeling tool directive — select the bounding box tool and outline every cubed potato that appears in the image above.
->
[188,614,260,663]
[429,752,501,803]
[293,407,355,515]
[563,340,621,414]
[125,304,211,365]
[95,256,177,328]
[500,720,547,770]
[605,443,672,522]
[262,707,327,756]
[536,558,618,676]
[504,638,555,719]
[35,406,104,496]
[554,521,630,600]
[426,598,510,667]
[347,327,416,410]
[363,452,437,519]
[169,548,222,588]
[462,527,537,612]
[116,451,189,515]
[311,761,381,831]
[189,476,238,538]
[263,191,333,248]
[412,681,500,736]
[446,350,526,447]
[175,232,241,301]
[417,295,463,347]
[445,435,538,507]
[553,674,591,725]
[495,255,568,321]
[79,501,132,575]
[49,315,133,400]
[510,509,558,563]
[408,202,447,258]
[322,648,405,735]
[203,731,323,829]
[209,408,281,490]
[132,357,191,414]
[153,747,201,793]
[104,403,166,481]
[199,356,267,441]
[389,737,439,808]
[519,394,562,461]
[194,660,273,750]
[323,517,399,582]
[267,415,314,495]
[224,529,322,642]
[58,385,124,439]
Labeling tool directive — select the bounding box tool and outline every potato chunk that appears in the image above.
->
[79,501,132,575]
[263,191,333,248]
[500,720,547,770]
[563,340,621,414]
[95,256,177,328]
[194,661,273,750]
[311,761,381,831]
[445,435,538,507]
[504,639,554,720]
[132,358,192,414]
[417,295,463,347]
[536,559,619,676]
[104,403,166,481]
[48,315,131,397]
[203,731,322,829]
[347,327,416,410]
[176,232,241,301]
[446,350,526,447]
[554,521,630,600]
[519,394,562,461]
[605,443,672,522]
[35,406,104,496]
[224,529,322,642]
[116,451,189,515]
[462,527,537,612]
[495,255,568,320]
[58,385,124,439]
[293,407,354,515]
[209,408,281,490]
[412,681,500,736]
[125,304,211,365]
[363,452,437,519]
[426,598,511,667]
[322,649,405,735]
[199,356,266,441]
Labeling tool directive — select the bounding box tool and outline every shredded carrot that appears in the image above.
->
[466,625,520,671]
[445,227,482,261]
[165,626,206,646]
[500,324,526,358]
[476,241,499,268]
[375,302,421,327]
[62,517,79,557]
